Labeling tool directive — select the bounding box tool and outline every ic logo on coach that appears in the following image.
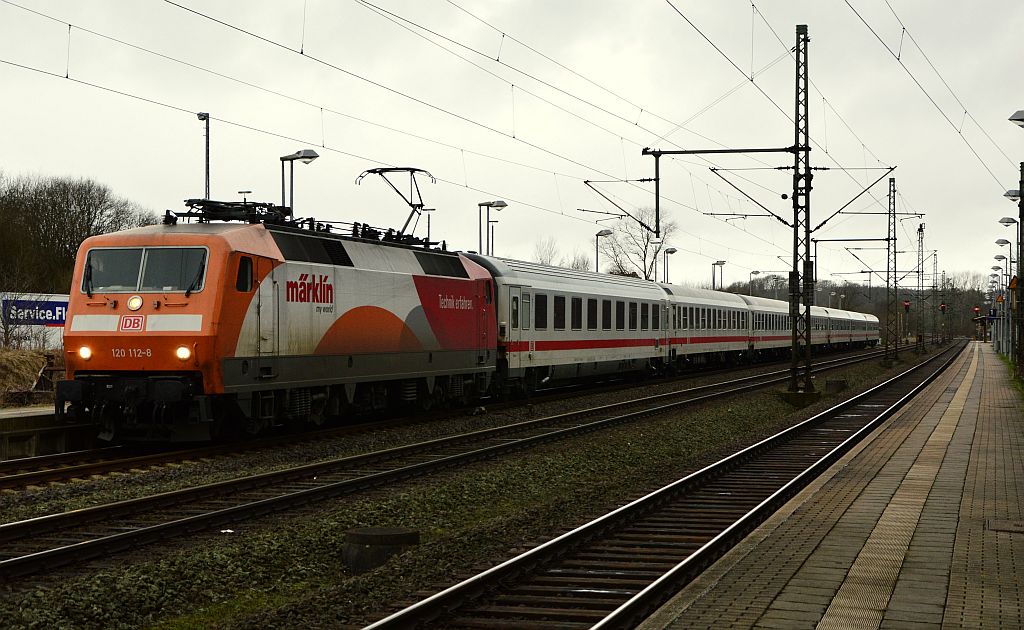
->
[120,315,145,331]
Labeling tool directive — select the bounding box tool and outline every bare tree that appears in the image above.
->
[564,249,591,271]
[0,174,155,293]
[532,236,560,266]
[599,207,677,280]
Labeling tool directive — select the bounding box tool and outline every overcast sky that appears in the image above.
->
[2,0,1023,290]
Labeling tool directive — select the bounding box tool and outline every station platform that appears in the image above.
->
[0,405,53,420]
[641,341,1024,629]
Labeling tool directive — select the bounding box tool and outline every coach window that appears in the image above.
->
[511,296,519,329]
[522,293,531,329]
[553,295,565,330]
[535,294,548,329]
[236,256,253,292]
[602,299,612,330]
[683,307,690,330]
[587,298,598,330]
[629,302,638,331]
[653,303,660,330]
[641,303,649,330]
[615,300,625,330]
[571,296,583,330]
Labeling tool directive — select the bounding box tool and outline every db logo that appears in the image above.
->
[120,315,145,331]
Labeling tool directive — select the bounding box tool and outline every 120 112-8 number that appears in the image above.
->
[112,348,152,358]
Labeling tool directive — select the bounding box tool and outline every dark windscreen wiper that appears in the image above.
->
[185,258,205,297]
[84,256,94,297]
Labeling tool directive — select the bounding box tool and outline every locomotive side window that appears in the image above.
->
[236,256,253,292]
[522,293,531,329]
[628,302,637,331]
[602,300,612,330]
[615,301,625,330]
[535,294,548,329]
[554,296,566,330]
[587,299,598,330]
[571,297,582,330]
[511,296,519,329]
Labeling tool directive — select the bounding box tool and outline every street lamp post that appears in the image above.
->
[998,236,1015,357]
[280,149,319,211]
[839,294,845,309]
[711,260,726,290]
[595,229,613,272]
[1009,109,1024,373]
[488,219,499,256]
[997,255,1011,354]
[477,200,507,254]
[663,247,677,283]
[829,291,836,308]
[197,112,210,199]
[749,270,760,295]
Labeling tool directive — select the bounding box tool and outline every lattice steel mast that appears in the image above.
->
[885,177,899,362]
[789,24,814,393]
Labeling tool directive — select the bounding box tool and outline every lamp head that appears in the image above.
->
[664,247,677,255]
[1000,216,1018,226]
[714,260,726,266]
[995,255,1007,261]
[1006,189,1021,203]
[197,112,209,121]
[596,229,613,237]
[281,149,319,164]
[996,238,1011,246]
[1010,110,1024,128]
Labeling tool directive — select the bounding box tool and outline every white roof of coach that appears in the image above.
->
[468,255,667,300]
[737,294,790,313]
[657,284,749,307]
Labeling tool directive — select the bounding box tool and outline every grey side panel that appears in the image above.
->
[221,349,494,392]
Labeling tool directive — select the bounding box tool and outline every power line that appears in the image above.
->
[882,0,1016,167]
[159,0,792,253]
[843,0,1007,190]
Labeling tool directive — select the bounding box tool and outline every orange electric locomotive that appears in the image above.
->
[56,201,497,441]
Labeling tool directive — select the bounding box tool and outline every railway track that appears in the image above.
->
[0,347,893,582]
[0,348,882,491]
[363,340,967,629]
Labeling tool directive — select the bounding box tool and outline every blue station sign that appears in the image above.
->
[2,299,69,327]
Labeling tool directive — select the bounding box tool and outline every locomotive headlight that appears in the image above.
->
[175,346,192,361]
[78,346,92,360]
[127,295,144,311]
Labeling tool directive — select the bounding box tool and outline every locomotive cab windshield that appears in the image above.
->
[83,246,208,294]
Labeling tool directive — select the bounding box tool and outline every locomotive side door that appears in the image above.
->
[478,278,492,364]
[506,286,522,370]
[256,258,278,357]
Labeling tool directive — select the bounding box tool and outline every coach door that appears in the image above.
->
[507,286,522,370]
